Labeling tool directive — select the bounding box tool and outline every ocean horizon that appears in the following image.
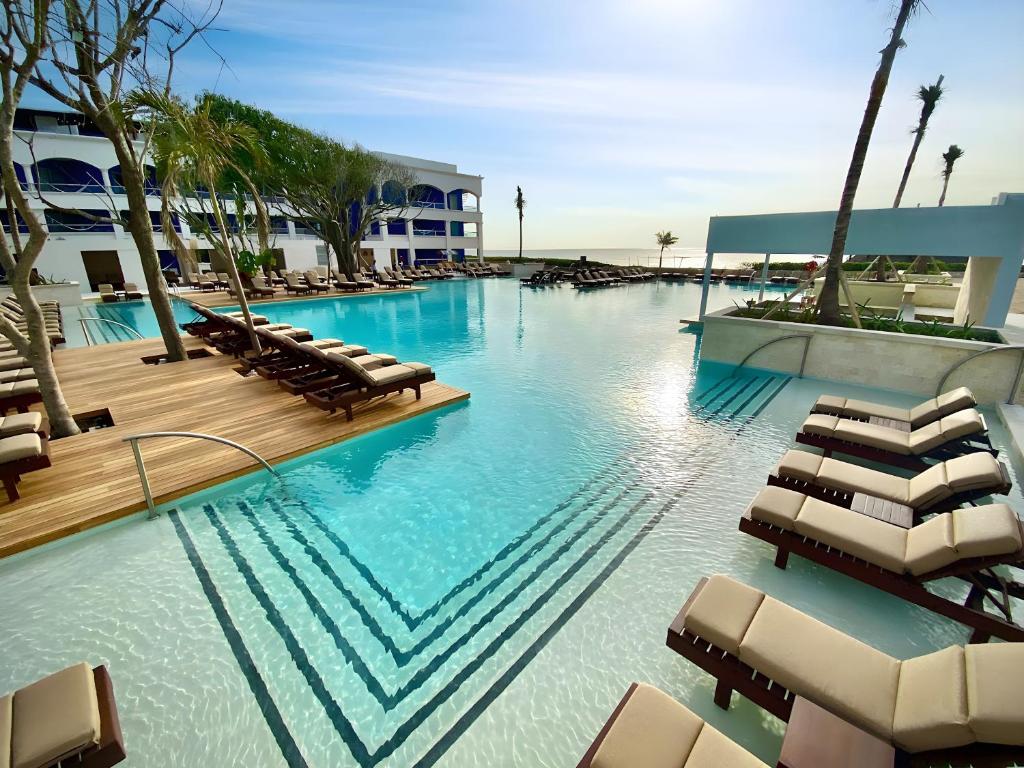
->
[484,248,819,268]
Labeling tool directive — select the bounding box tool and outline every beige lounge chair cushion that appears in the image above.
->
[11,663,101,768]
[892,646,972,753]
[944,452,1004,494]
[802,410,985,456]
[403,362,432,375]
[365,364,418,386]
[682,574,764,655]
[1,693,10,768]
[904,515,957,575]
[747,485,804,529]
[793,495,908,573]
[0,357,28,372]
[0,434,42,464]
[592,684,704,768]
[909,410,985,454]
[905,463,951,508]
[774,449,824,483]
[0,369,35,384]
[332,345,368,358]
[965,643,1024,745]
[685,724,769,767]
[841,398,911,423]
[811,387,974,428]
[269,327,309,338]
[300,339,345,350]
[951,505,1022,559]
[738,596,900,740]
[810,394,847,415]
[0,413,42,437]
[817,458,912,505]
[0,380,38,397]
[934,387,976,418]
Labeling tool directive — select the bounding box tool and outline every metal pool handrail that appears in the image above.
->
[78,317,144,346]
[935,345,1024,404]
[735,334,813,378]
[122,432,279,519]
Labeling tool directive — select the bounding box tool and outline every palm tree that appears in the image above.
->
[938,144,965,206]
[133,92,267,353]
[655,231,679,277]
[893,75,944,207]
[514,186,526,260]
[817,0,921,326]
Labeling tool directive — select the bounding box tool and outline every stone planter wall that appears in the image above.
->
[0,281,83,306]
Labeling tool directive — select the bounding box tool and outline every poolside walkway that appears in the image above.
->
[0,336,468,558]
[182,284,425,308]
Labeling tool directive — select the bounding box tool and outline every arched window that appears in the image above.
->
[109,164,159,195]
[34,158,105,193]
[409,184,445,209]
[13,163,29,190]
[448,189,478,211]
[381,180,407,206]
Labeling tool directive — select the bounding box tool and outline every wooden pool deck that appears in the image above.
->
[0,336,468,559]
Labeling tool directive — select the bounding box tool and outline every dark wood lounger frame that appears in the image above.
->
[795,429,997,471]
[304,370,436,420]
[77,665,127,768]
[667,578,1024,768]
[766,459,1013,519]
[0,389,43,415]
[738,514,1024,642]
[0,437,51,501]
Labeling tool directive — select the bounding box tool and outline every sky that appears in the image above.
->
[27,0,1024,250]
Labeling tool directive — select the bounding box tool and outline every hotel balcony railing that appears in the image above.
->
[411,200,446,210]
[412,228,445,237]
[35,181,107,194]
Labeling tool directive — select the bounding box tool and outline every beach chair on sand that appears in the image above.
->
[304,352,434,420]
[577,682,769,768]
[2,662,126,768]
[667,574,1024,767]
[811,387,976,430]
[769,449,1011,520]
[795,409,994,471]
[739,485,1024,642]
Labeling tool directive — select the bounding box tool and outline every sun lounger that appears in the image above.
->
[303,270,331,293]
[0,412,45,439]
[277,344,374,395]
[811,387,976,429]
[284,272,313,295]
[739,485,1024,641]
[667,574,1024,766]
[577,682,769,768]
[0,379,41,414]
[770,449,1011,519]
[97,283,119,303]
[187,272,215,292]
[304,351,434,420]
[2,662,126,768]
[245,274,277,298]
[795,409,993,470]
[0,432,51,500]
[122,283,143,300]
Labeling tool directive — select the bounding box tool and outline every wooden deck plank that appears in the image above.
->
[0,336,468,558]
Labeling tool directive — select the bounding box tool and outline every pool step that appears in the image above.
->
[692,373,792,421]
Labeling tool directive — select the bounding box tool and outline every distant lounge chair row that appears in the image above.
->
[0,295,64,417]
[1,295,64,345]
[97,283,143,302]
[181,304,435,421]
[659,267,755,282]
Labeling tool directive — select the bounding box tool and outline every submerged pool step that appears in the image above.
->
[172,473,665,766]
[692,374,791,421]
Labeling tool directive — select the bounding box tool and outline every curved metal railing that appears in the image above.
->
[734,334,813,378]
[935,344,1024,404]
[78,316,144,346]
[122,431,279,519]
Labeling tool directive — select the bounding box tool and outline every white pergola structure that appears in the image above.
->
[697,193,1024,328]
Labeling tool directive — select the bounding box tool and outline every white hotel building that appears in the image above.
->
[6,108,484,290]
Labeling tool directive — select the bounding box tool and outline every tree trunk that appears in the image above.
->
[329,220,359,281]
[893,129,925,208]
[657,245,664,278]
[518,216,523,260]
[109,137,187,361]
[817,0,918,326]
[938,175,951,207]
[207,185,260,354]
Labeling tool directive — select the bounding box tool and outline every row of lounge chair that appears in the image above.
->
[97,283,143,302]
[181,305,435,420]
[658,267,758,283]
[572,268,654,289]
[437,260,511,277]
[579,385,1023,768]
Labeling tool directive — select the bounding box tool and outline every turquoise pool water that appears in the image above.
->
[2,279,1021,767]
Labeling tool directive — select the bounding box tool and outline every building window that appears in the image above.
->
[45,209,114,233]
[412,219,445,237]
[409,184,445,209]
[109,165,159,196]
[35,158,105,194]
[387,218,407,235]
[316,245,330,266]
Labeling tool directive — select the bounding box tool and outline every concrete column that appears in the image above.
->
[758,253,771,303]
[286,220,296,238]
[698,251,715,320]
[476,216,484,263]
[407,225,416,266]
[956,254,1020,328]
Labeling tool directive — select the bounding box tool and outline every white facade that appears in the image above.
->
[6,110,484,290]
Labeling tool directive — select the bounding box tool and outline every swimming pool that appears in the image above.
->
[2,279,1020,767]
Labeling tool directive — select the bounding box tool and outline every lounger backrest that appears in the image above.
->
[285,273,304,287]
[905,462,951,508]
[125,283,139,291]
[303,271,321,285]
[325,349,377,387]
[935,386,976,417]
[98,283,114,294]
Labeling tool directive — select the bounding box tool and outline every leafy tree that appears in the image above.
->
[938,144,964,206]
[893,75,944,207]
[134,91,267,353]
[655,230,679,277]
[0,0,79,437]
[514,186,526,260]
[27,0,221,362]
[817,0,921,326]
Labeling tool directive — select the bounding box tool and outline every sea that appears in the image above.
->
[484,248,819,269]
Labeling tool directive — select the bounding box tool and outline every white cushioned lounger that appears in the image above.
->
[586,683,769,768]
[811,386,975,428]
[775,449,1006,511]
[680,574,1024,754]
[0,412,43,438]
[800,409,986,456]
[747,486,1022,576]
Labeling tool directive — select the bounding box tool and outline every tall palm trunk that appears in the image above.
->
[894,75,943,208]
[817,0,919,325]
[518,216,523,260]
[657,245,665,278]
[206,182,260,353]
[938,175,951,207]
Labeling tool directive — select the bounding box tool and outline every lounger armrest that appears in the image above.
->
[667,576,708,637]
[93,665,126,767]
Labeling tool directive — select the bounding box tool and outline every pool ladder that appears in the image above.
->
[123,432,279,519]
[734,334,812,378]
[78,317,145,346]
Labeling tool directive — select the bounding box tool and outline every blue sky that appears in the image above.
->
[31,1,1024,250]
